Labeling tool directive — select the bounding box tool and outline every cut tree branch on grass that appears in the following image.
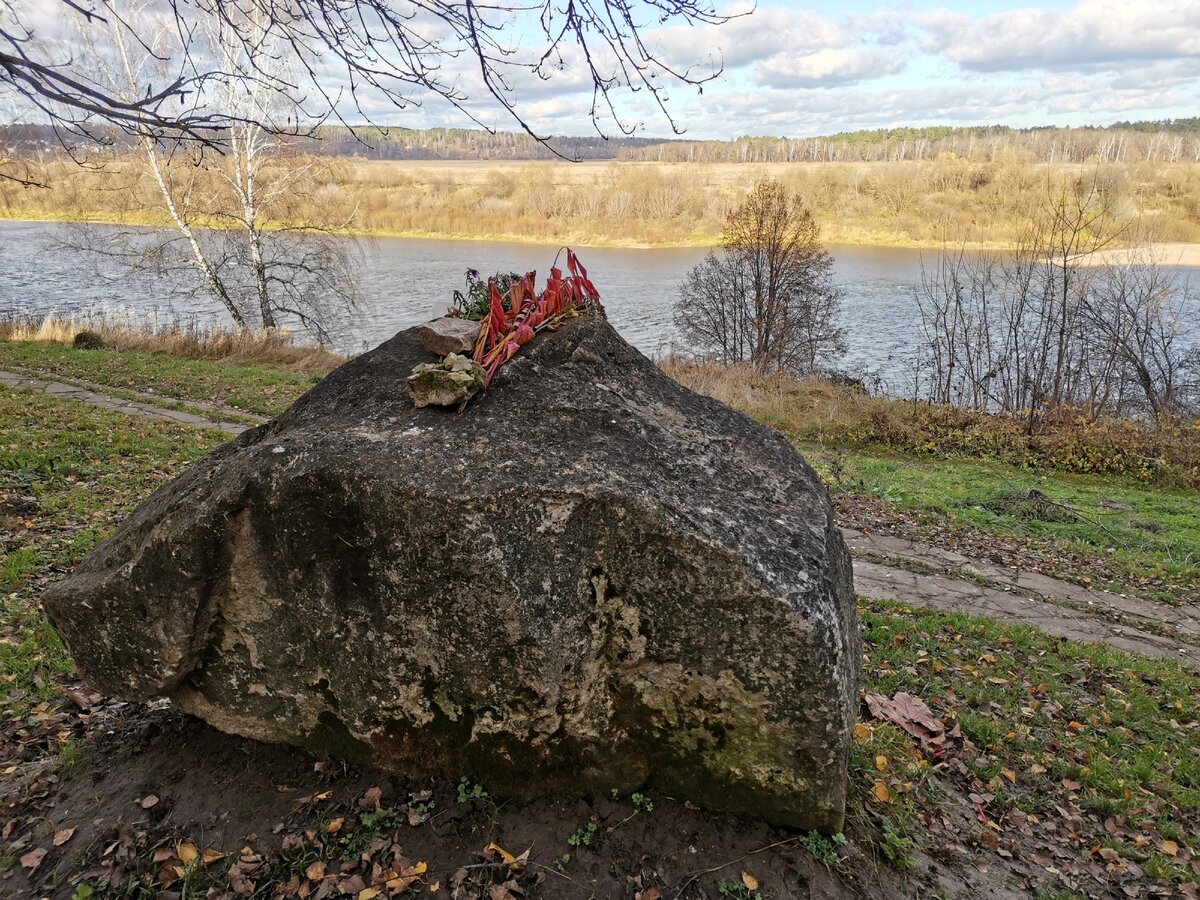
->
[468,248,605,384]
[670,835,801,898]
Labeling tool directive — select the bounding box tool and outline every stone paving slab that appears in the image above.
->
[0,370,253,436]
[10,367,271,425]
[850,535,1198,664]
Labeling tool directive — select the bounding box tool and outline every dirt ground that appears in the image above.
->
[0,694,1027,900]
[1,682,1134,900]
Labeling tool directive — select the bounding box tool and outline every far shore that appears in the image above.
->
[11,211,1200,260]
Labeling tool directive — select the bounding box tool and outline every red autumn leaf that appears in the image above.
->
[470,248,606,386]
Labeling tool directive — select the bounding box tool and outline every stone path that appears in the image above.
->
[0,370,263,436]
[848,528,1198,664]
[4,367,1193,664]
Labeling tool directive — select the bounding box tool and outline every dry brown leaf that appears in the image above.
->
[202,848,226,866]
[864,691,945,750]
[177,842,199,864]
[53,828,75,846]
[152,847,176,864]
[357,889,380,900]
[360,786,383,810]
[1163,840,1180,856]
[741,871,759,891]
[485,842,517,865]
[324,817,344,834]
[313,790,333,801]
[140,794,160,809]
[874,755,888,771]
[872,779,892,803]
[306,861,326,881]
[19,847,47,870]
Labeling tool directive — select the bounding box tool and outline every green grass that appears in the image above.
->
[0,385,224,716]
[807,446,1200,600]
[0,340,319,417]
[856,596,1200,888]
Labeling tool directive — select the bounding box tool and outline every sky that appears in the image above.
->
[371,0,1200,140]
[4,0,1198,140]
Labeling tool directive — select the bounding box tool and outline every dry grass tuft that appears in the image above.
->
[0,313,344,375]
[661,357,1200,488]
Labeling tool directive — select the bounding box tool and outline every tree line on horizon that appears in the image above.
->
[4,120,1200,165]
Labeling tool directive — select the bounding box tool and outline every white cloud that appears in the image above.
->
[650,5,851,73]
[756,48,905,88]
[921,0,1200,72]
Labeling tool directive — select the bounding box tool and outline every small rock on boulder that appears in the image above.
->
[43,317,861,830]
[416,316,481,356]
[407,353,485,408]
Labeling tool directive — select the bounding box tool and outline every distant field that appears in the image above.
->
[4,155,1200,249]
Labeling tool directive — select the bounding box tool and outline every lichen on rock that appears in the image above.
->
[43,316,861,831]
[407,353,485,408]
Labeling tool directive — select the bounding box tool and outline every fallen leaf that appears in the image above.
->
[313,790,333,802]
[485,842,517,865]
[358,890,380,900]
[306,861,326,881]
[1001,768,1017,784]
[875,755,888,772]
[177,842,199,864]
[360,786,382,811]
[324,817,344,834]
[19,847,46,870]
[152,847,176,864]
[741,871,759,891]
[53,828,75,846]
[864,691,944,750]
[872,779,892,803]
[202,848,226,865]
[140,794,160,809]
[1164,840,1180,856]
[852,723,871,743]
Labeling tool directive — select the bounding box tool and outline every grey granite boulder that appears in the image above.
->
[42,316,861,830]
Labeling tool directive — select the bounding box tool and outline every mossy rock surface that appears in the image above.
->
[44,316,860,830]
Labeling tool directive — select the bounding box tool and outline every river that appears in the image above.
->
[1,220,1195,391]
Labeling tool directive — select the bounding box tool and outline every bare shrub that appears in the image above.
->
[674,179,846,376]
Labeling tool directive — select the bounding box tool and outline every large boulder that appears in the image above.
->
[43,317,861,830]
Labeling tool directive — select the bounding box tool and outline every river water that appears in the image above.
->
[1,220,1195,391]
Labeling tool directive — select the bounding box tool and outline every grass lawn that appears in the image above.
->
[0,386,224,715]
[806,445,1200,603]
[0,340,321,418]
[855,597,1200,890]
